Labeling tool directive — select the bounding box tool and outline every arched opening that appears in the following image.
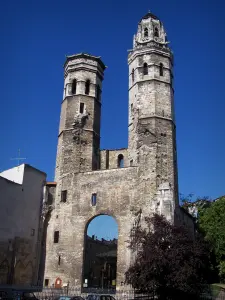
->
[144,27,148,37]
[159,63,164,76]
[83,215,118,290]
[55,277,62,288]
[117,154,124,168]
[85,80,90,95]
[154,27,159,37]
[143,63,148,75]
[71,79,77,95]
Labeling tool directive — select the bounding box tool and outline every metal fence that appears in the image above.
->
[34,286,225,300]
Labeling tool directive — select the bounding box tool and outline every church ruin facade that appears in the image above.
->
[44,12,193,289]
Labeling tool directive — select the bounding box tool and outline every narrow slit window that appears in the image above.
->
[118,154,124,168]
[144,27,148,37]
[143,63,148,75]
[58,255,61,265]
[80,102,84,114]
[61,190,67,202]
[96,85,101,101]
[91,193,97,206]
[154,27,159,37]
[159,63,164,76]
[130,159,133,166]
[132,69,134,82]
[31,229,35,236]
[71,79,77,94]
[85,80,90,95]
[106,150,109,169]
[54,231,59,243]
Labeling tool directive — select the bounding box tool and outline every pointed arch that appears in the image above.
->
[85,79,90,95]
[23,261,33,284]
[0,259,9,284]
[14,260,24,284]
[144,27,148,37]
[72,79,77,94]
[143,63,148,75]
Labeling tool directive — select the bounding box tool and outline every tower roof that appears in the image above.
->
[139,11,159,23]
[64,52,106,70]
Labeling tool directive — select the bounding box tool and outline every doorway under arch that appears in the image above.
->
[83,215,118,290]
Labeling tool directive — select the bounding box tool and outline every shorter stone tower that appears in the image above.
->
[55,53,105,181]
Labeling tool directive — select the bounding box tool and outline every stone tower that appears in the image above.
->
[44,13,190,290]
[128,12,179,217]
[55,53,105,180]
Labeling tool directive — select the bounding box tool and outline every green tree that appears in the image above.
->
[198,196,225,282]
[125,214,210,299]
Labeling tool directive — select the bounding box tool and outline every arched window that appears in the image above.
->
[144,27,148,37]
[159,63,164,76]
[71,79,77,94]
[143,63,148,75]
[85,80,90,95]
[154,27,159,37]
[132,69,135,82]
[117,154,124,168]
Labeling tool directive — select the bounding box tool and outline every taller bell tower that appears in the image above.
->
[128,12,179,214]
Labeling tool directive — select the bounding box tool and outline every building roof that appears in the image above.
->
[0,164,46,185]
[46,181,57,186]
[96,249,117,258]
[64,52,106,70]
[139,11,159,23]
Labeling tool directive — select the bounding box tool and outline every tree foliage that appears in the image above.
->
[198,196,225,282]
[125,214,210,299]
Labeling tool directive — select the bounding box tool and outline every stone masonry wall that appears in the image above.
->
[44,166,139,287]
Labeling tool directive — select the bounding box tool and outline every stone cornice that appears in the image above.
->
[58,128,100,138]
[128,45,173,64]
[64,66,104,80]
[128,77,174,92]
[64,53,106,70]
[61,94,102,105]
[128,115,176,127]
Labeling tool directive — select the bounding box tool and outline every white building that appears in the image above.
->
[0,164,46,286]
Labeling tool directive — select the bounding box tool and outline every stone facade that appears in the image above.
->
[44,12,194,289]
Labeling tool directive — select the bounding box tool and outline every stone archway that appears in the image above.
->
[0,260,9,284]
[82,214,118,290]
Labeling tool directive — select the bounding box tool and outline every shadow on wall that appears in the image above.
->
[0,238,35,285]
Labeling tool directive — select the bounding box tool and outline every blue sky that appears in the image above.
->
[1,0,225,239]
